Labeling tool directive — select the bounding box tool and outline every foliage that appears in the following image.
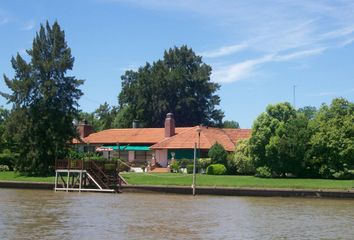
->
[198,158,211,170]
[67,149,85,160]
[117,45,224,127]
[306,98,354,178]
[297,106,317,120]
[186,164,194,174]
[78,112,100,132]
[1,21,83,175]
[0,151,19,171]
[170,161,180,173]
[0,107,10,150]
[222,120,240,128]
[255,166,273,178]
[208,142,228,166]
[233,139,256,175]
[178,158,194,168]
[94,102,118,130]
[249,102,309,176]
[206,164,227,175]
[0,165,10,172]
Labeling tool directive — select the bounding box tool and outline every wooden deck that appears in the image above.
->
[54,159,126,193]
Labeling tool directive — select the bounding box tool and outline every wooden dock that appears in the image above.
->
[54,159,125,193]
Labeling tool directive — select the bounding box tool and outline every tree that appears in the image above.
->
[208,142,227,166]
[298,106,317,120]
[249,102,309,176]
[1,21,83,175]
[232,139,255,175]
[117,45,224,127]
[94,102,117,130]
[306,98,354,178]
[0,106,10,151]
[222,120,240,129]
[78,111,100,132]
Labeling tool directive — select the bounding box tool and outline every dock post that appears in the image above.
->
[66,170,70,192]
[54,171,58,191]
[79,170,82,192]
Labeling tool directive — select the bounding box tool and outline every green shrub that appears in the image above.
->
[332,169,354,180]
[255,166,272,178]
[67,149,85,160]
[170,161,180,173]
[178,158,193,168]
[0,165,10,171]
[208,142,227,166]
[206,164,227,175]
[0,152,18,171]
[232,139,256,175]
[186,164,194,174]
[198,158,211,170]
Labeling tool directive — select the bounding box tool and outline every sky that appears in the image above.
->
[1,0,354,128]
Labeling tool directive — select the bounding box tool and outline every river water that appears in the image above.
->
[0,189,353,240]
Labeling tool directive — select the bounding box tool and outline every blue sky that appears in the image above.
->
[1,0,354,128]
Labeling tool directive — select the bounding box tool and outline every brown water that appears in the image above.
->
[0,189,353,240]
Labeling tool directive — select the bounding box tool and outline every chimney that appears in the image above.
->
[78,119,94,139]
[132,120,139,128]
[164,113,175,138]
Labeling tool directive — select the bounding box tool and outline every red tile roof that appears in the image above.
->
[79,127,191,144]
[74,126,251,151]
[150,127,251,151]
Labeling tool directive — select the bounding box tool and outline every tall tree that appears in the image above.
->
[94,102,117,130]
[222,120,240,129]
[0,106,10,152]
[1,21,83,175]
[117,45,224,127]
[306,98,354,178]
[249,102,310,176]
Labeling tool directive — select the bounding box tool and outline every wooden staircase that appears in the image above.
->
[54,159,126,193]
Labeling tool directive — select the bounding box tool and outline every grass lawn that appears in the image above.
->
[0,171,55,183]
[121,172,354,190]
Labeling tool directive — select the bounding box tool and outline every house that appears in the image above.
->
[73,113,251,168]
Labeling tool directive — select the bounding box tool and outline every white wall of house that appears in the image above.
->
[128,151,135,162]
[155,149,168,167]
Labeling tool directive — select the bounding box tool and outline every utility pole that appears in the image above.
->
[192,142,197,196]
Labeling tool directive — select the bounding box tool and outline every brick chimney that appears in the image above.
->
[164,113,175,138]
[78,119,94,139]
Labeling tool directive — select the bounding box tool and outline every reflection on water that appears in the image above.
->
[0,189,353,239]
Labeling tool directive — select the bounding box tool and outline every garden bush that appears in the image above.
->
[255,166,272,178]
[0,165,10,171]
[233,140,256,175]
[208,142,227,166]
[206,164,227,175]
[198,158,211,170]
[178,158,193,168]
[186,164,194,174]
[170,161,180,173]
[0,152,18,171]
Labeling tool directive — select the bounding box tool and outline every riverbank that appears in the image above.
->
[121,172,354,190]
[1,171,354,198]
[0,180,353,198]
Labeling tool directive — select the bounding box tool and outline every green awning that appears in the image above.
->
[102,145,150,151]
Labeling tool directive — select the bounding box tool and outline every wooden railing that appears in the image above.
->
[55,159,124,191]
[55,159,84,170]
